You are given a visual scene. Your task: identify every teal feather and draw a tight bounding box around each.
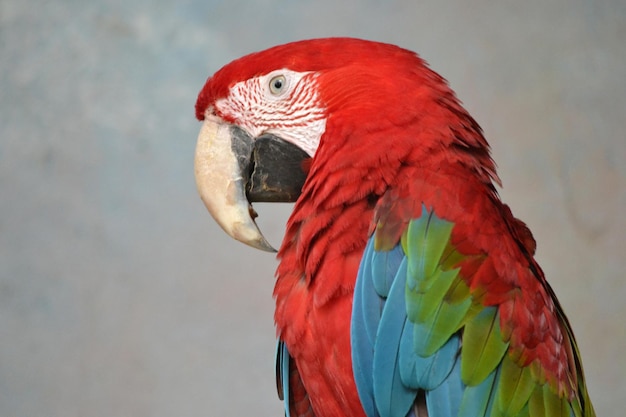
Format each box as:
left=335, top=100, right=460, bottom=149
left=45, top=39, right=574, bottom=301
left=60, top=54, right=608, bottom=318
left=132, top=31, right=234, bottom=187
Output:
left=458, top=368, right=498, bottom=417
left=352, top=237, right=380, bottom=417
left=372, top=245, right=405, bottom=297
left=399, top=326, right=459, bottom=390
left=360, top=238, right=380, bottom=346
left=352, top=237, right=407, bottom=417
left=425, top=355, right=464, bottom=417
left=275, top=341, right=291, bottom=417
left=372, top=258, right=416, bottom=417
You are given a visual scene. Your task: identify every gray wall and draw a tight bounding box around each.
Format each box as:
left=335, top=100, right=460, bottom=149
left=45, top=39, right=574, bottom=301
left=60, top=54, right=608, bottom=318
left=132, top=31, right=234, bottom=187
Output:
left=1, top=0, right=624, bottom=415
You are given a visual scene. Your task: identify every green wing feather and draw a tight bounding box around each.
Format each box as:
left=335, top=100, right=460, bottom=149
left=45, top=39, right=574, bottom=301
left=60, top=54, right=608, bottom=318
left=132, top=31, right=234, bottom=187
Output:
left=390, top=208, right=595, bottom=417
left=402, top=212, right=473, bottom=356
left=461, top=307, right=509, bottom=385
left=496, top=356, right=536, bottom=415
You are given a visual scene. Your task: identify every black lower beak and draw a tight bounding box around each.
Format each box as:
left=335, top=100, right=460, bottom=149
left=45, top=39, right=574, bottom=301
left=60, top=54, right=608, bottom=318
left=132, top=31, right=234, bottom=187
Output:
left=246, top=134, right=309, bottom=203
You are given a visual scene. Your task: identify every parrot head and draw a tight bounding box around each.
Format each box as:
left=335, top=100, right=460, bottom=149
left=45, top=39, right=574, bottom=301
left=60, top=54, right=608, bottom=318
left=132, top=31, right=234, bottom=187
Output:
left=194, top=37, right=497, bottom=251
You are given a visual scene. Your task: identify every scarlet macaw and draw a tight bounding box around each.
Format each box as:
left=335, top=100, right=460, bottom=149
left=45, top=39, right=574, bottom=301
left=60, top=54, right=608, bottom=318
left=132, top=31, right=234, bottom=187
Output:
left=193, top=38, right=595, bottom=417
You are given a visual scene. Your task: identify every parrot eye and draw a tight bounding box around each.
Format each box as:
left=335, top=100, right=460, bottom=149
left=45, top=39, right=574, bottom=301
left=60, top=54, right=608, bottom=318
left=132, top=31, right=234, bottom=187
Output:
left=269, top=75, right=287, bottom=95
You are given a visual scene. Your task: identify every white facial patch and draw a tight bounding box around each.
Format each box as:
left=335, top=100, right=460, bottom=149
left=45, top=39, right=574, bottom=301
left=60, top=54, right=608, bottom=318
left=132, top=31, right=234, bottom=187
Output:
left=215, top=69, right=326, bottom=157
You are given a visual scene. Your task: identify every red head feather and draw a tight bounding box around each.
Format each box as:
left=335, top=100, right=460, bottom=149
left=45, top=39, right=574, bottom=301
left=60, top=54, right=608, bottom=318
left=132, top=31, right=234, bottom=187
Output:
left=195, top=37, right=499, bottom=185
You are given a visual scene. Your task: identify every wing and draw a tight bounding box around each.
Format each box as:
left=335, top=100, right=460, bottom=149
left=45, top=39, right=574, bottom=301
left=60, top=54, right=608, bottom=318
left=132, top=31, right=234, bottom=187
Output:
left=351, top=205, right=594, bottom=417
left=276, top=341, right=316, bottom=417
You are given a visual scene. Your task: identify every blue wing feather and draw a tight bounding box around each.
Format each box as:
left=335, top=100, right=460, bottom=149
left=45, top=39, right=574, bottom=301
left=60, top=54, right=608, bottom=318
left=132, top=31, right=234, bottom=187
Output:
left=425, top=356, right=465, bottom=417
left=372, top=258, right=416, bottom=417
left=276, top=340, right=291, bottom=417
left=352, top=239, right=378, bottom=417
left=399, top=329, right=460, bottom=390
left=372, top=244, right=405, bottom=297
left=352, top=238, right=407, bottom=417
left=360, top=238, right=381, bottom=346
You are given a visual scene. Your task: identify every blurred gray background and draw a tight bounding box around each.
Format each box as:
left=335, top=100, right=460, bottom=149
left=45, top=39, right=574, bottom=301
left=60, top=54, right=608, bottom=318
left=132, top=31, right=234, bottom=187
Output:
left=1, top=0, right=624, bottom=416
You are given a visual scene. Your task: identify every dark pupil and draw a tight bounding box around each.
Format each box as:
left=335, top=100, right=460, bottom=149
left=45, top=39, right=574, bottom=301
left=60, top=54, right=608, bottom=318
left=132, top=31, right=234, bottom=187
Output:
left=273, top=79, right=283, bottom=90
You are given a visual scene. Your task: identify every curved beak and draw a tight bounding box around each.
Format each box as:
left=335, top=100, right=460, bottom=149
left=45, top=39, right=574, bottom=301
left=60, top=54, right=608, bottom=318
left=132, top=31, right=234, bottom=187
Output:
left=194, top=116, right=308, bottom=252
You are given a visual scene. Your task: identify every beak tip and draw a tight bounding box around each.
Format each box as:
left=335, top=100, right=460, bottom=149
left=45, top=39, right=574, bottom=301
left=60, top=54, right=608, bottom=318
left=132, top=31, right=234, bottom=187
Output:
left=231, top=222, right=277, bottom=253
left=255, top=240, right=278, bottom=253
